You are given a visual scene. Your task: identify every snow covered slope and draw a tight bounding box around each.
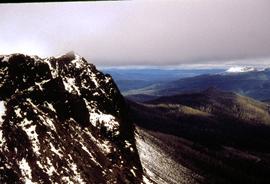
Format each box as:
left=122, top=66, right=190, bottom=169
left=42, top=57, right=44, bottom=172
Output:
left=226, top=66, right=256, bottom=73
left=0, top=52, right=143, bottom=183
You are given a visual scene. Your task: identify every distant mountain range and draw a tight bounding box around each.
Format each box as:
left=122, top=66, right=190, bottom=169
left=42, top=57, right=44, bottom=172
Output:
left=123, top=68, right=270, bottom=101
left=102, top=68, right=225, bottom=93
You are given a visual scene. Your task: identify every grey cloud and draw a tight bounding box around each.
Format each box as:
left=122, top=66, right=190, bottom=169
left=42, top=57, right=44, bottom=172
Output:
left=0, top=0, right=270, bottom=67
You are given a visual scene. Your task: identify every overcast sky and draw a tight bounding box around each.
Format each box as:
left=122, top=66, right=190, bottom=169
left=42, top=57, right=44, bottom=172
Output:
left=1, top=0, right=270, bottom=67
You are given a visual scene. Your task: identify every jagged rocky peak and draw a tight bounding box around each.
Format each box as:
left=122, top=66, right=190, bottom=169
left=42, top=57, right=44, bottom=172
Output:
left=0, top=53, right=143, bottom=183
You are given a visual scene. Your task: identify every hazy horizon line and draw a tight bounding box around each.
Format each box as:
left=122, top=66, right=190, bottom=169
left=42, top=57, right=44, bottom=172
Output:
left=1, top=51, right=270, bottom=70
left=98, top=64, right=270, bottom=70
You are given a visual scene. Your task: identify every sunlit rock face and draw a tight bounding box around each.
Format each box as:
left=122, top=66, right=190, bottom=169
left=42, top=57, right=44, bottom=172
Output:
left=0, top=52, right=142, bottom=183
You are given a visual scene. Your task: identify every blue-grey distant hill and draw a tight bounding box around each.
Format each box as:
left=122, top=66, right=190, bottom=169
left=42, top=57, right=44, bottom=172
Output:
left=102, top=68, right=224, bottom=92
left=118, top=69, right=270, bottom=102
left=157, top=69, right=270, bottom=100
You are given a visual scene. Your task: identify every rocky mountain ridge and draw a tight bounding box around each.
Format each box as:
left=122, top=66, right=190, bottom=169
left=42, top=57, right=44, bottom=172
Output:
left=0, top=52, right=143, bottom=183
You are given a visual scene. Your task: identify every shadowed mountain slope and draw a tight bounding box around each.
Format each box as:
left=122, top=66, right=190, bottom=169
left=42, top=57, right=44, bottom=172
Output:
left=129, top=88, right=270, bottom=184
left=149, top=88, right=270, bottom=125
left=0, top=52, right=143, bottom=184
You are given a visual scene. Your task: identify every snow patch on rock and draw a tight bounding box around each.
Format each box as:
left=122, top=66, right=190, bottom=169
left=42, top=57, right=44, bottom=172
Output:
left=50, top=142, right=63, bottom=158
left=44, top=58, right=58, bottom=78
left=0, top=101, right=6, bottom=122
left=63, top=77, right=81, bottom=95
left=19, top=120, right=40, bottom=156
left=71, top=53, right=85, bottom=69
left=89, top=112, right=120, bottom=136
left=19, top=158, right=35, bottom=184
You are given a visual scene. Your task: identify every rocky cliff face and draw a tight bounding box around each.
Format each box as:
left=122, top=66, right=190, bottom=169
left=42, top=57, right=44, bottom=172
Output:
left=0, top=52, right=142, bottom=183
